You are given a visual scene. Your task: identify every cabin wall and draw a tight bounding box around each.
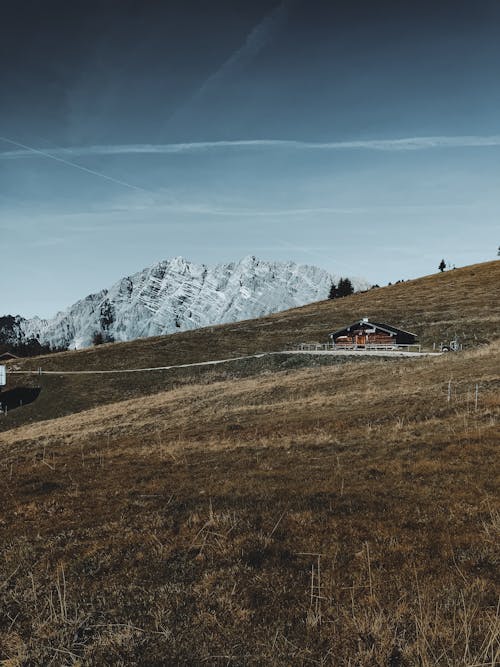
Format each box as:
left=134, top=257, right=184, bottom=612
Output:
left=363, top=333, right=393, bottom=344
left=331, top=322, right=417, bottom=346
left=334, top=332, right=394, bottom=345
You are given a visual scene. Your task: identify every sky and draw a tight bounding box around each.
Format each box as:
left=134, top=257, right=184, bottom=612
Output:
left=1, top=0, right=499, bottom=318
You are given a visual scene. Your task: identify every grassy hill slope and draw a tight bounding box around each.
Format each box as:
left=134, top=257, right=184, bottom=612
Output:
left=9, top=260, right=500, bottom=374
left=1, top=261, right=498, bottom=432
left=0, top=340, right=498, bottom=665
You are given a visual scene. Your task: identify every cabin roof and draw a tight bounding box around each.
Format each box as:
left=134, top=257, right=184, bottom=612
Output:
left=329, top=319, right=418, bottom=338
left=0, top=351, right=20, bottom=360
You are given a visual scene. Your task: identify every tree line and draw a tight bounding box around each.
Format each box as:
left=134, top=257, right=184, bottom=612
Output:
left=0, top=338, right=64, bottom=357
left=328, top=277, right=354, bottom=299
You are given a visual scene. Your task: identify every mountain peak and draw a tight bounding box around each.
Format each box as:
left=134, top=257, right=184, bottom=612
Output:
left=2, top=257, right=366, bottom=350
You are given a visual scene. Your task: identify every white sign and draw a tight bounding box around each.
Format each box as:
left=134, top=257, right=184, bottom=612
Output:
left=0, top=366, right=5, bottom=387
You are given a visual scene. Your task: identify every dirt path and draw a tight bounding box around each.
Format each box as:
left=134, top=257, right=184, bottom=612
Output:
left=7, top=349, right=441, bottom=376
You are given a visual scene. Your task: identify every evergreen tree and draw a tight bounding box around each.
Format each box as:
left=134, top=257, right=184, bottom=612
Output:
left=337, top=277, right=354, bottom=297
left=93, top=332, right=115, bottom=345
left=92, top=331, right=104, bottom=346
left=328, top=283, right=338, bottom=299
left=438, top=259, right=446, bottom=272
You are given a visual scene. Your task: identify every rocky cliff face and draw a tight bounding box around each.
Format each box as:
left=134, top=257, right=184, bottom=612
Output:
left=2, top=256, right=366, bottom=350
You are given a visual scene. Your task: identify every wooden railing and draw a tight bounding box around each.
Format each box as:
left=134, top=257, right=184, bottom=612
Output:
left=295, top=343, right=422, bottom=353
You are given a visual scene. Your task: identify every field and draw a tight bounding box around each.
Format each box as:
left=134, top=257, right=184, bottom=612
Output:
left=0, top=262, right=499, bottom=665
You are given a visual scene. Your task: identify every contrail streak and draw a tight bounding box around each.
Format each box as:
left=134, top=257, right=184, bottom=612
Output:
left=0, top=136, right=150, bottom=192
left=192, top=1, right=293, bottom=102
left=2, top=135, right=500, bottom=160
left=164, top=1, right=294, bottom=128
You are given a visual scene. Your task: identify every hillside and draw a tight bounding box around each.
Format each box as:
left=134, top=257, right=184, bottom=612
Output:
left=9, top=260, right=500, bottom=374
left=1, top=261, right=498, bottom=433
left=0, top=338, right=498, bottom=664
left=0, top=261, right=498, bottom=665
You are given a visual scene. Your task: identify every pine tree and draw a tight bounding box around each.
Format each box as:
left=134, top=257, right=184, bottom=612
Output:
left=337, top=277, right=354, bottom=297
left=328, top=283, right=338, bottom=299
left=92, top=331, right=104, bottom=346
left=438, top=259, right=446, bottom=272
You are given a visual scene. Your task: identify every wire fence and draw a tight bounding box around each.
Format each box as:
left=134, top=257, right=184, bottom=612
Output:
left=4, top=346, right=437, bottom=379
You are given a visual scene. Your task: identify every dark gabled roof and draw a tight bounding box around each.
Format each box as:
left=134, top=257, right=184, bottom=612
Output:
left=368, top=320, right=418, bottom=337
left=0, top=351, right=20, bottom=360
left=329, top=319, right=417, bottom=338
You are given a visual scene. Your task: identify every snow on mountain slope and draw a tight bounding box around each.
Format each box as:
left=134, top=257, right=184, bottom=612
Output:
left=3, top=256, right=367, bottom=350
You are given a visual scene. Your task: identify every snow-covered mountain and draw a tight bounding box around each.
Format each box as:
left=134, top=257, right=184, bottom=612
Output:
left=1, top=256, right=367, bottom=350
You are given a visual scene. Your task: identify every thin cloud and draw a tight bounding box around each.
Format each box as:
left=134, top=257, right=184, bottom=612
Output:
left=3, top=135, right=500, bottom=160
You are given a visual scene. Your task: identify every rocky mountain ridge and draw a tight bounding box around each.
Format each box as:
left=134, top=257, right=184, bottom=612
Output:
left=1, top=256, right=366, bottom=350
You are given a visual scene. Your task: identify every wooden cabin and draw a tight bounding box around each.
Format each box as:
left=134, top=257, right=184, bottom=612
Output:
left=329, top=318, right=418, bottom=348
left=0, top=351, right=19, bottom=362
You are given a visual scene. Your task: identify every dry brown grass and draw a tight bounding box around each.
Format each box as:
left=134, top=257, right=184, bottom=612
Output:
left=0, top=340, right=498, bottom=665
left=1, top=342, right=499, bottom=451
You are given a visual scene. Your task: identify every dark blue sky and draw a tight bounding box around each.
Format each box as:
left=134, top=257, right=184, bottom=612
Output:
left=1, top=1, right=499, bottom=316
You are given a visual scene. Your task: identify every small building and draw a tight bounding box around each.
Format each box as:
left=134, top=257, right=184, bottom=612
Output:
left=0, top=351, right=19, bottom=362
left=329, top=318, right=418, bottom=348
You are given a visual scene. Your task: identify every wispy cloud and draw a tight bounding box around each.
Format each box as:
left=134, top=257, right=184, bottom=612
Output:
left=3, top=135, right=500, bottom=160
left=30, top=236, right=68, bottom=248
left=104, top=200, right=486, bottom=218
